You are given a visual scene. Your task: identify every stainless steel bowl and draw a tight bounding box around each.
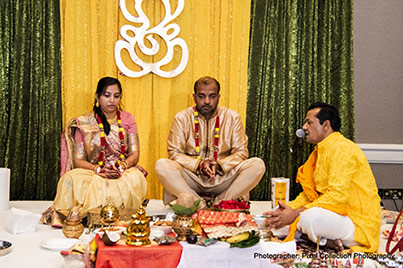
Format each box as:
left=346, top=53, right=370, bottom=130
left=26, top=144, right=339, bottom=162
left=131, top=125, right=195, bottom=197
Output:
left=252, top=215, right=274, bottom=240
left=0, top=240, right=12, bottom=256
left=252, top=215, right=268, bottom=229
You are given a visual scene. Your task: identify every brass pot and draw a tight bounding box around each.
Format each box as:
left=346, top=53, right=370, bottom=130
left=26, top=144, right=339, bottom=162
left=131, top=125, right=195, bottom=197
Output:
left=172, top=215, right=193, bottom=241
left=100, top=202, right=120, bottom=225
left=62, top=220, right=84, bottom=239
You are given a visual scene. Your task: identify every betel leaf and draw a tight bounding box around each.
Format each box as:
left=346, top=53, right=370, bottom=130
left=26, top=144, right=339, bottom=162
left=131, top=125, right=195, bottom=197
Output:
left=169, top=199, right=201, bottom=215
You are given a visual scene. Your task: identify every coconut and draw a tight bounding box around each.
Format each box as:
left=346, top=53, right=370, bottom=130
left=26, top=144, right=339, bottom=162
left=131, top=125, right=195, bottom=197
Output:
left=66, top=206, right=81, bottom=222
left=102, top=231, right=120, bottom=246
left=176, top=193, right=195, bottom=208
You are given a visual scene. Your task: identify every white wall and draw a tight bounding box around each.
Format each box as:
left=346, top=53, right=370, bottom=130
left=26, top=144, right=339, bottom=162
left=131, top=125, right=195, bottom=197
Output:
left=354, top=0, right=403, bottom=211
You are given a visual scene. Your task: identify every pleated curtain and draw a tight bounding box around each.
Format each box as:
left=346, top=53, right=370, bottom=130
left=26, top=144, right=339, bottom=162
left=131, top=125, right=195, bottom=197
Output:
left=246, top=0, right=354, bottom=200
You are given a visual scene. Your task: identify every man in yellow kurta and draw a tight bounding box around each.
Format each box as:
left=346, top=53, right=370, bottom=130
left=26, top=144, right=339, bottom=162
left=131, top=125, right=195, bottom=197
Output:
left=264, top=103, right=381, bottom=252
left=155, top=76, right=265, bottom=206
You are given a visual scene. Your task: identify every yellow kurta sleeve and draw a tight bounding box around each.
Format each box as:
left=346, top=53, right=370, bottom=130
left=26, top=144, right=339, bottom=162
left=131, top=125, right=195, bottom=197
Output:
left=288, top=191, right=310, bottom=209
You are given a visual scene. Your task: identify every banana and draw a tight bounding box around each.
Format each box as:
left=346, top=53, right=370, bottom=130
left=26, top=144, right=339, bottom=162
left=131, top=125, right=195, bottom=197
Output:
left=226, top=232, right=250, bottom=244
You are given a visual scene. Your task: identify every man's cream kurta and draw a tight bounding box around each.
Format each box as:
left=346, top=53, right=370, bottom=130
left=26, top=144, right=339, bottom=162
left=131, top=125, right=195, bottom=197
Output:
left=167, top=106, right=250, bottom=187
left=156, top=106, right=265, bottom=204
left=289, top=132, right=381, bottom=252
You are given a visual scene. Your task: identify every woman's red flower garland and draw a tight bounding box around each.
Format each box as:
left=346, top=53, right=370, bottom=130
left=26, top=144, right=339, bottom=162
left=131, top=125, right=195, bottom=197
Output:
left=194, top=107, right=220, bottom=161
left=96, top=110, right=126, bottom=170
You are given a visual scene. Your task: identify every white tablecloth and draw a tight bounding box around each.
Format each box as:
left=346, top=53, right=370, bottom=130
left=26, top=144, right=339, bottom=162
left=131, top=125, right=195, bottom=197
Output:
left=0, top=200, right=390, bottom=268
left=0, top=201, right=66, bottom=268
left=177, top=240, right=296, bottom=268
left=0, top=200, right=169, bottom=268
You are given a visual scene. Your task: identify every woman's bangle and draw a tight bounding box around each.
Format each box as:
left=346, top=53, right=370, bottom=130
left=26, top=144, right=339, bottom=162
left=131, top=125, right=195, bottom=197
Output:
left=121, top=161, right=128, bottom=170
left=93, top=164, right=101, bottom=174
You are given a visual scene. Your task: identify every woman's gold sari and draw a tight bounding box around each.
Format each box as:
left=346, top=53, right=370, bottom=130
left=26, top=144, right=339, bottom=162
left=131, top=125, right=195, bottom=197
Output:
left=53, top=111, right=147, bottom=216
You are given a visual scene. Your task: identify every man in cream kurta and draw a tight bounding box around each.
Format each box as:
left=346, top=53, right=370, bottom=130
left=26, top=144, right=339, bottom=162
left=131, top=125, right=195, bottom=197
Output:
left=265, top=103, right=381, bottom=253
left=155, top=76, right=265, bottom=206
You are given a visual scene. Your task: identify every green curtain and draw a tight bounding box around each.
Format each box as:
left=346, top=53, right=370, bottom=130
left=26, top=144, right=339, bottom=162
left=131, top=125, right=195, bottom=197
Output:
left=246, top=0, right=355, bottom=201
left=0, top=0, right=61, bottom=200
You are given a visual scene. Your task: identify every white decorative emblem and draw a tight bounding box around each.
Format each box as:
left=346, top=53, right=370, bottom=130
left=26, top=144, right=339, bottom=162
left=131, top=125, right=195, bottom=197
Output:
left=115, top=0, right=188, bottom=78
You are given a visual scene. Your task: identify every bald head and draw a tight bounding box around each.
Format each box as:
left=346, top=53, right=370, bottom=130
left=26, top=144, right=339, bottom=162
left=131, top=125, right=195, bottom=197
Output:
left=193, top=76, right=220, bottom=94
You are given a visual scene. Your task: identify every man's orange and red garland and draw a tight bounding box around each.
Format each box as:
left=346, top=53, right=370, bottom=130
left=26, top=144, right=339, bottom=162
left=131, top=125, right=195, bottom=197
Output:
left=96, top=110, right=126, bottom=169
left=194, top=107, right=220, bottom=161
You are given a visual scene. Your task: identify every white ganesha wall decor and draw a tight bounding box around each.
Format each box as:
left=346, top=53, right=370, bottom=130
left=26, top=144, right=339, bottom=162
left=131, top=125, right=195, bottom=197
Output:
left=115, top=0, right=189, bottom=78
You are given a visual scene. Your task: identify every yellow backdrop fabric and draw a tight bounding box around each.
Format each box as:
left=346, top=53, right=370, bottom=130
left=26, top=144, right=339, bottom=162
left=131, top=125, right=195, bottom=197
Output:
left=61, top=0, right=251, bottom=199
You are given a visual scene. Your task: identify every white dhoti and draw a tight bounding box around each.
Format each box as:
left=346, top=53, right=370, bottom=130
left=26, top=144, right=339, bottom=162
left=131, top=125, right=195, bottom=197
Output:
left=297, top=207, right=359, bottom=247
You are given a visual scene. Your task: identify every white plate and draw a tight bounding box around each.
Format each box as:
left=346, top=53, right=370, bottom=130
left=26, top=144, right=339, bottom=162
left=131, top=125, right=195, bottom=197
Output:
left=41, top=238, right=80, bottom=251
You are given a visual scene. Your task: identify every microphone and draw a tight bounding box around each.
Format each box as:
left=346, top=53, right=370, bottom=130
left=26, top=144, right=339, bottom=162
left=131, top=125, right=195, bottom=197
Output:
left=296, top=129, right=305, bottom=138
left=290, top=129, right=305, bottom=153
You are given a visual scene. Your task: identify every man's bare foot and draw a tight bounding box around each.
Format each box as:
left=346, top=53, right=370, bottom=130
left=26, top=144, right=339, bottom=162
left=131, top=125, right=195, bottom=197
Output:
left=326, top=239, right=344, bottom=252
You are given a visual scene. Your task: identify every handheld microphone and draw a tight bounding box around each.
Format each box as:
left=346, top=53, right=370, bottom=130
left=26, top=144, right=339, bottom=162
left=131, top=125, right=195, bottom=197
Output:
left=296, top=129, right=305, bottom=138
left=290, top=129, right=305, bottom=153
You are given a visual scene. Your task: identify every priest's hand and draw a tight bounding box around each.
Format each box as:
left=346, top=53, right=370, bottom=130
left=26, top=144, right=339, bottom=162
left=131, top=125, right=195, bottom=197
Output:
left=263, top=201, right=300, bottom=229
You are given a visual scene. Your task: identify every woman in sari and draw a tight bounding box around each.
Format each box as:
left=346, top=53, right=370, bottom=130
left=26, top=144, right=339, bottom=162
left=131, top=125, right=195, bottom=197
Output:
left=43, top=77, right=147, bottom=225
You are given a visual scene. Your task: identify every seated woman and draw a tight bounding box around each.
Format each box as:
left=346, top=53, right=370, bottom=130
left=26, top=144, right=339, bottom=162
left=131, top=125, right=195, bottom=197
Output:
left=43, top=77, right=147, bottom=225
